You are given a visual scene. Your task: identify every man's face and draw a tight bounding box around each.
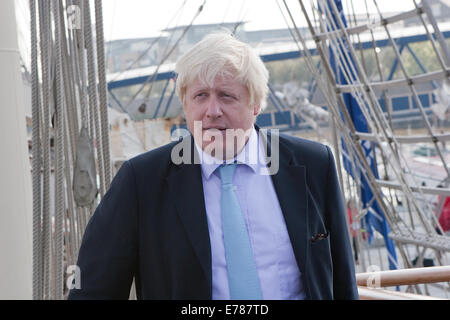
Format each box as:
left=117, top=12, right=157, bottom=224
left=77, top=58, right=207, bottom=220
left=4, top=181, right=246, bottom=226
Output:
left=183, top=74, right=260, bottom=159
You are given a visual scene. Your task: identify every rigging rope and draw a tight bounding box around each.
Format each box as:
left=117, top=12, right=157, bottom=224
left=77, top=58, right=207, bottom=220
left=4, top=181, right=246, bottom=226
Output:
left=278, top=0, right=450, bottom=281
left=83, top=0, right=105, bottom=197
left=109, top=0, right=188, bottom=83
left=30, top=0, right=113, bottom=299
left=95, top=0, right=112, bottom=188
left=37, top=0, right=52, bottom=300
left=126, top=0, right=206, bottom=109
left=29, top=0, right=42, bottom=300
left=52, top=0, right=66, bottom=300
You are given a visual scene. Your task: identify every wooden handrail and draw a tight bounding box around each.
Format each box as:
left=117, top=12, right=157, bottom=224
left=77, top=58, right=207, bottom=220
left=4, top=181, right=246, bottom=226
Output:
left=356, top=266, right=450, bottom=287
left=357, top=286, right=447, bottom=300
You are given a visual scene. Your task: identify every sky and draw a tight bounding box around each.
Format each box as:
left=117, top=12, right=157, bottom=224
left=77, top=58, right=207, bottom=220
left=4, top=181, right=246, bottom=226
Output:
left=13, top=0, right=416, bottom=71
left=102, top=0, right=416, bottom=41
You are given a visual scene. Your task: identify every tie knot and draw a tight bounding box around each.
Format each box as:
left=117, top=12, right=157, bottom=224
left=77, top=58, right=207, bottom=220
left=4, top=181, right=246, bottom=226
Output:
left=219, top=163, right=237, bottom=185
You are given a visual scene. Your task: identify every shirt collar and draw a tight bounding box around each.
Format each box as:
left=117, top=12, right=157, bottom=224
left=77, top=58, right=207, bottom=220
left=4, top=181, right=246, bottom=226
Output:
left=194, top=127, right=262, bottom=180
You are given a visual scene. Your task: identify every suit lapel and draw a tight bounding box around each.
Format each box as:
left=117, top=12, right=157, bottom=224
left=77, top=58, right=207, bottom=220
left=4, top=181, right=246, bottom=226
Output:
left=166, top=136, right=212, bottom=297
left=261, top=129, right=310, bottom=283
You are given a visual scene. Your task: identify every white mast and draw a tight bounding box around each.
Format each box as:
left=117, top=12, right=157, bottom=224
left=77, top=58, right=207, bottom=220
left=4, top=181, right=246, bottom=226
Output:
left=0, top=0, right=33, bottom=299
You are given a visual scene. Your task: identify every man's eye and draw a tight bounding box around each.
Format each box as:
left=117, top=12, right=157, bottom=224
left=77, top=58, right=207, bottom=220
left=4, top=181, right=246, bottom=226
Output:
left=195, top=93, right=206, bottom=99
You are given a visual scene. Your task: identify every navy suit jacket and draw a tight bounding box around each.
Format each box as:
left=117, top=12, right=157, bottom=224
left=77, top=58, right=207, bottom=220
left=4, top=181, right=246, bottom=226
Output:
left=68, top=129, right=358, bottom=300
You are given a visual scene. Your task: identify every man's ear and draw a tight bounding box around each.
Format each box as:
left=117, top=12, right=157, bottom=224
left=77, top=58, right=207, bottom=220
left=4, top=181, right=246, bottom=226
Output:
left=253, top=104, right=261, bottom=116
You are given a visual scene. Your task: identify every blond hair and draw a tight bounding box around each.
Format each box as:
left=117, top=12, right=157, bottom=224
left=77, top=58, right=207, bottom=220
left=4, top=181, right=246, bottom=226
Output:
left=175, top=33, right=269, bottom=111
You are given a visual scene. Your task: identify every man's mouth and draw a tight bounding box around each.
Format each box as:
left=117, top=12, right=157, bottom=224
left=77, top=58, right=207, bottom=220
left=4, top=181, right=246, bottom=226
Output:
left=203, top=127, right=227, bottom=131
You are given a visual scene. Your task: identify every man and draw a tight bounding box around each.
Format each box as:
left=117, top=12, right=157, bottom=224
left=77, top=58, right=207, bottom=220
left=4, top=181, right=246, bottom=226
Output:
left=68, top=33, right=358, bottom=300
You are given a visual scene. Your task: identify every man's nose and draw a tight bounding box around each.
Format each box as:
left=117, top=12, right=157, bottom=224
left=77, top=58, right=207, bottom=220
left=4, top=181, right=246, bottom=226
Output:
left=205, top=96, right=223, bottom=118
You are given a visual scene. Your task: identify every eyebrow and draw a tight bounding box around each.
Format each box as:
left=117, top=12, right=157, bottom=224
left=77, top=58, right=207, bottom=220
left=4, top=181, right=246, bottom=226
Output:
left=191, top=85, right=240, bottom=93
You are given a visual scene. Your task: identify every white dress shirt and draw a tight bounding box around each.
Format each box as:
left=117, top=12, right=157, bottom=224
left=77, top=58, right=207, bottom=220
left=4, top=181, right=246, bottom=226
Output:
left=195, top=127, right=306, bottom=300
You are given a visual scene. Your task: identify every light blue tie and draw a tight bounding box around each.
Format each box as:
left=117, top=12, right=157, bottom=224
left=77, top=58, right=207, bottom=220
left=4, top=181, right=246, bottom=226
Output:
left=219, top=163, right=262, bottom=300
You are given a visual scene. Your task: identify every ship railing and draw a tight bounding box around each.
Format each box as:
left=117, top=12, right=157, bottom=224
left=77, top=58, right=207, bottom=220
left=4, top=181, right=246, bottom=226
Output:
left=356, top=265, right=450, bottom=300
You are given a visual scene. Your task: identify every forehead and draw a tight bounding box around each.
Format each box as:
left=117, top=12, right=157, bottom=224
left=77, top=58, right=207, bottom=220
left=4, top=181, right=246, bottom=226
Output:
left=187, top=75, right=247, bottom=92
